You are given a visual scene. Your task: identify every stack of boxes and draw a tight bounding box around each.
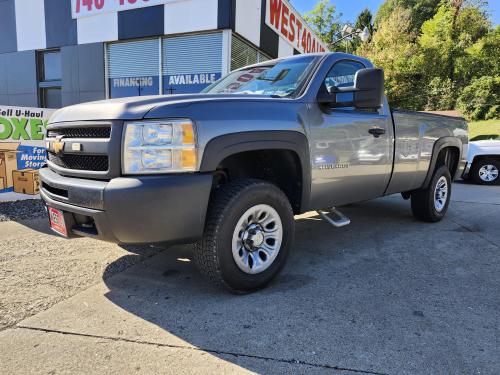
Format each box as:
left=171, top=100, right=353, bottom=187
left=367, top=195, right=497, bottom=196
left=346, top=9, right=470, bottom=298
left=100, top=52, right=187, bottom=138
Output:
left=0, top=142, right=40, bottom=195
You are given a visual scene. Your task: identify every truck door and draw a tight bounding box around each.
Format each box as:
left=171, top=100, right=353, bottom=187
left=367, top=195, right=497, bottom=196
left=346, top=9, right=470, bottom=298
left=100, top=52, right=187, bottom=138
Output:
left=308, top=59, right=393, bottom=208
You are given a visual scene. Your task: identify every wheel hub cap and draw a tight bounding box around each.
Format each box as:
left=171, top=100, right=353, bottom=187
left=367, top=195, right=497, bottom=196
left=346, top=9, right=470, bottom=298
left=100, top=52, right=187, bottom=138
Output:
left=242, top=224, right=265, bottom=251
left=479, top=165, right=499, bottom=182
left=434, top=176, right=448, bottom=213
left=231, top=204, right=283, bottom=275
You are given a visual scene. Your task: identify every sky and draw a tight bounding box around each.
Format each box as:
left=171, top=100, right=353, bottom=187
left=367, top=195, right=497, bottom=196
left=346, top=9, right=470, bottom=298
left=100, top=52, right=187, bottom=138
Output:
left=290, top=0, right=500, bottom=25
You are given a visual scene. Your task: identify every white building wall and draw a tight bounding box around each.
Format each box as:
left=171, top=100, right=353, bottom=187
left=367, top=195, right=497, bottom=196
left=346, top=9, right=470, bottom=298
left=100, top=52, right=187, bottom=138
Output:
left=164, top=0, right=219, bottom=34
left=278, top=36, right=294, bottom=57
left=15, top=0, right=46, bottom=51
left=77, top=12, right=118, bottom=45
left=234, top=0, right=261, bottom=47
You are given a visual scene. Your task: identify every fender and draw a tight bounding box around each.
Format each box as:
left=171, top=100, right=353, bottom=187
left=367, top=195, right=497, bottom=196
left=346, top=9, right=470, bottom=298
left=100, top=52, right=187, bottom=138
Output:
left=200, top=130, right=311, bottom=212
left=422, top=136, right=463, bottom=187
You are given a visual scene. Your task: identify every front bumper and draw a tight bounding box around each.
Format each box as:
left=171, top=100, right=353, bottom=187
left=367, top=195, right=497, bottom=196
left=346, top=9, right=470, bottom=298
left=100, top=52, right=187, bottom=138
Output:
left=39, top=167, right=213, bottom=244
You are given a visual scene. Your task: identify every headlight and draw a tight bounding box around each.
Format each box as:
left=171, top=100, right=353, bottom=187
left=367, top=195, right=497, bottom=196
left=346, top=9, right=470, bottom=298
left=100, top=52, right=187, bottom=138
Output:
left=122, top=119, right=197, bottom=174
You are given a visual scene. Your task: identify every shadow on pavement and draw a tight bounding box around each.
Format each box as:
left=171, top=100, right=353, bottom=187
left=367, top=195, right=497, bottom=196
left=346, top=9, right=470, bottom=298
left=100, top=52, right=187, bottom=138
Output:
left=100, top=196, right=499, bottom=374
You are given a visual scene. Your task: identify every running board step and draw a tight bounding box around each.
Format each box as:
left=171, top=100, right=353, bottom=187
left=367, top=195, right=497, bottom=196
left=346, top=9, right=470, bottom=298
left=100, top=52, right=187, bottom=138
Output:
left=316, top=207, right=351, bottom=228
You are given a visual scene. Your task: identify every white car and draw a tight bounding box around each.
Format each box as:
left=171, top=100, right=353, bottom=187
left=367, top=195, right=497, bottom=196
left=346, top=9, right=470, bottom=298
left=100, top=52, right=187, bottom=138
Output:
left=463, top=137, right=500, bottom=185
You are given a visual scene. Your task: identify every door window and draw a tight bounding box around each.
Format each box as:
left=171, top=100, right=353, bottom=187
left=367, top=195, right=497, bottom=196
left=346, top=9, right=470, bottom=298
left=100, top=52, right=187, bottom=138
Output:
left=324, top=60, right=365, bottom=105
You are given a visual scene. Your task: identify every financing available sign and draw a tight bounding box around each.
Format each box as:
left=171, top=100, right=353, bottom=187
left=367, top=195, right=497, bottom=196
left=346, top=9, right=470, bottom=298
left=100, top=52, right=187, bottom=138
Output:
left=265, top=0, right=328, bottom=54
left=0, top=106, right=55, bottom=201
left=71, top=0, right=179, bottom=19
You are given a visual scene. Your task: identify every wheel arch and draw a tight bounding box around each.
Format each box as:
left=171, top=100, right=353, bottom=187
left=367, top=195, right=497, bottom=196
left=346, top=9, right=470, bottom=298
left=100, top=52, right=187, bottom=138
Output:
left=422, top=137, right=463, bottom=188
left=200, top=131, right=311, bottom=213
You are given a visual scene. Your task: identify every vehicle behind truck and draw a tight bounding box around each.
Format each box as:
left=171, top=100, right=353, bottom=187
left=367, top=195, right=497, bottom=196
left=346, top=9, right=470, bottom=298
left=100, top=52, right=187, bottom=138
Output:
left=41, top=53, right=468, bottom=292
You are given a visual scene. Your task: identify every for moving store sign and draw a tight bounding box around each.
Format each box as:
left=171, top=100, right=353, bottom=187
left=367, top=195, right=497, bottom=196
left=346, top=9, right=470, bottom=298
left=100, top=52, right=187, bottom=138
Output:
left=265, top=0, right=328, bottom=54
left=71, top=0, right=177, bottom=19
left=0, top=106, right=55, bottom=201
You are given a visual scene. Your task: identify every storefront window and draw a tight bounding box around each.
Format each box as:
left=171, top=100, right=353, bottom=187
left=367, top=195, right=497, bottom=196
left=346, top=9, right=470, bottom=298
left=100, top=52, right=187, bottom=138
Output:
left=231, top=36, right=270, bottom=71
left=37, top=50, right=62, bottom=108
left=162, top=33, right=223, bottom=95
left=107, top=33, right=224, bottom=98
left=107, top=39, right=160, bottom=98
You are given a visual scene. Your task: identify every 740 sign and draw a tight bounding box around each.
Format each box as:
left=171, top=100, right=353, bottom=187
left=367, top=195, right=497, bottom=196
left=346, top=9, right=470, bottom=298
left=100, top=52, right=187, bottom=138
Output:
left=71, top=0, right=174, bottom=19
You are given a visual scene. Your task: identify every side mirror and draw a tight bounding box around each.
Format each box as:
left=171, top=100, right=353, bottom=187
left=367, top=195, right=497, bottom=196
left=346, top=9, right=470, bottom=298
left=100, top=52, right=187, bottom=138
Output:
left=353, top=68, right=384, bottom=109
left=317, top=68, right=384, bottom=109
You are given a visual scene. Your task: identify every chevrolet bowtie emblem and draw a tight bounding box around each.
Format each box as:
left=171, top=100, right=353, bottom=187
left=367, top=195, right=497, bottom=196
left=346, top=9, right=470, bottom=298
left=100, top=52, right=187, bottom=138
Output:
left=53, top=139, right=65, bottom=154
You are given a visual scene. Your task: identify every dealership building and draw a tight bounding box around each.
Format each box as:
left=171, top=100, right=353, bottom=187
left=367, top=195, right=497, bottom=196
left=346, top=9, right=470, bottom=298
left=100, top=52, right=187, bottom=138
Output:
left=0, top=0, right=326, bottom=109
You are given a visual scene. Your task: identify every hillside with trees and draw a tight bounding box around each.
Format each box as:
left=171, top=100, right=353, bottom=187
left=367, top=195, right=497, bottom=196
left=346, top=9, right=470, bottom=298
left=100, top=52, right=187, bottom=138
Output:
left=304, top=0, right=499, bottom=121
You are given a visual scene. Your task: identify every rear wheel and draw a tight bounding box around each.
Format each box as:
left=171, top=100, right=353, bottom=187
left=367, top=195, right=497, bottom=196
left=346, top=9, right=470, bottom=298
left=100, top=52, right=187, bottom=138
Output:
left=193, top=179, right=295, bottom=293
left=470, top=158, right=500, bottom=185
left=411, top=165, right=452, bottom=222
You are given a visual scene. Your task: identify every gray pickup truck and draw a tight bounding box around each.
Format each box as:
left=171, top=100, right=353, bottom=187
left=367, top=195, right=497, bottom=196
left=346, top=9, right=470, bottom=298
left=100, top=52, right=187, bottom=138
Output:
left=40, top=53, right=468, bottom=292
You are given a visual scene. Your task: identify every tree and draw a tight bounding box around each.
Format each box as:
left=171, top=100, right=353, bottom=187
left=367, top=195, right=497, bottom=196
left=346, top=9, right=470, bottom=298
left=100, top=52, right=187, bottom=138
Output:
left=375, top=0, right=441, bottom=33
left=457, top=76, right=500, bottom=120
left=355, top=8, right=374, bottom=40
left=420, top=1, right=491, bottom=88
left=357, top=7, right=425, bottom=110
left=303, top=0, right=343, bottom=50
left=457, top=25, right=500, bottom=82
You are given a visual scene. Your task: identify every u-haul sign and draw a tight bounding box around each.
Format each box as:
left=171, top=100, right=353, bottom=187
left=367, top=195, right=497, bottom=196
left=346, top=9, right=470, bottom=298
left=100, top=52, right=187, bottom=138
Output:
left=265, top=0, right=328, bottom=54
left=71, top=0, right=180, bottom=19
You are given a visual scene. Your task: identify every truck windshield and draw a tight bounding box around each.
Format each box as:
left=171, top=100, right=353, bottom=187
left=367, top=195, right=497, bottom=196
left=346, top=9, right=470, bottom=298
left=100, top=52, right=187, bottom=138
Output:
left=202, top=56, right=317, bottom=98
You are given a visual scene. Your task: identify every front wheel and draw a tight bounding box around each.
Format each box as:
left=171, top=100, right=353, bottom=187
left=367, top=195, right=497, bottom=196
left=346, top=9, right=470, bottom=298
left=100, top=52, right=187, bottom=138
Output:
left=193, top=179, right=295, bottom=293
left=411, top=165, right=452, bottom=222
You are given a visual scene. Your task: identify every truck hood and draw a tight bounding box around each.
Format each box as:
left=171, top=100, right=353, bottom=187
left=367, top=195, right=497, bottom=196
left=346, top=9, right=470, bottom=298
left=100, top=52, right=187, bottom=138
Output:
left=49, top=94, right=277, bottom=123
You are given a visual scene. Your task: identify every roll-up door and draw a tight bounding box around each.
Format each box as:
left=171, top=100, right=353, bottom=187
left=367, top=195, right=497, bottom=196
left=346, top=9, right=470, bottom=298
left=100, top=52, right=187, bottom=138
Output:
left=162, top=33, right=223, bottom=94
left=107, top=39, right=160, bottom=98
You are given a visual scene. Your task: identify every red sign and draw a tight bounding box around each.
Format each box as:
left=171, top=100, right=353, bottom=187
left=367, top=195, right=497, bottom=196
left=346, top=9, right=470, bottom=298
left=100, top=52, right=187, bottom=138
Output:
left=265, top=0, right=328, bottom=54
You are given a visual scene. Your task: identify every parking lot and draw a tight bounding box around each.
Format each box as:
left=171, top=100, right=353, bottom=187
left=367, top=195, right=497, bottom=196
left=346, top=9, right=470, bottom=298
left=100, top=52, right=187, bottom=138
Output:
left=0, top=181, right=499, bottom=374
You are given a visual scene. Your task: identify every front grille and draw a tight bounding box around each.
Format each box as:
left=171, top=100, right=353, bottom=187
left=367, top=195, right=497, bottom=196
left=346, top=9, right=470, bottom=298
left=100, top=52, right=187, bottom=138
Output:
left=47, top=127, right=111, bottom=139
left=48, top=152, right=109, bottom=172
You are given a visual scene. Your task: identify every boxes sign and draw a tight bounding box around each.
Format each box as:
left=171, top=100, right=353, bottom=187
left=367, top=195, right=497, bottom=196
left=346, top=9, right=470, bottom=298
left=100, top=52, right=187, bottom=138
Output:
left=12, top=169, right=40, bottom=195
left=0, top=142, right=20, bottom=188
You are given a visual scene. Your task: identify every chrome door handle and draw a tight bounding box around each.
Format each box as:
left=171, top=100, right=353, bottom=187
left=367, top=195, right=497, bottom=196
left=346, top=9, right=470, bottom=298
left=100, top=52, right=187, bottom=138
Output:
left=369, top=127, right=386, bottom=138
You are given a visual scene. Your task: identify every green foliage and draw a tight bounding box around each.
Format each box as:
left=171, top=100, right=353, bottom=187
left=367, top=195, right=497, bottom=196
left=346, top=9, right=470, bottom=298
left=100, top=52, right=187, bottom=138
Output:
left=456, top=25, right=500, bottom=83
left=355, top=8, right=374, bottom=34
left=303, top=0, right=498, bottom=119
left=420, top=2, right=490, bottom=84
left=357, top=7, right=425, bottom=110
left=425, top=77, right=456, bottom=110
left=354, top=0, right=498, bottom=118
left=457, top=76, right=500, bottom=120
left=303, top=0, right=342, bottom=48
left=374, top=0, right=441, bottom=32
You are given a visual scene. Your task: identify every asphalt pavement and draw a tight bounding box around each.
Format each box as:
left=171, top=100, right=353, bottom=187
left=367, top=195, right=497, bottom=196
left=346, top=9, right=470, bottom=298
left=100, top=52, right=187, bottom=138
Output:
left=0, top=182, right=499, bottom=374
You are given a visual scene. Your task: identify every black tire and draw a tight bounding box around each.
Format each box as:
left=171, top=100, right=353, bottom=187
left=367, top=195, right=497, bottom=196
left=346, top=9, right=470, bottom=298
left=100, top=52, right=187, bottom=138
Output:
left=193, top=179, right=295, bottom=293
left=411, top=165, right=452, bottom=222
left=470, top=158, right=500, bottom=185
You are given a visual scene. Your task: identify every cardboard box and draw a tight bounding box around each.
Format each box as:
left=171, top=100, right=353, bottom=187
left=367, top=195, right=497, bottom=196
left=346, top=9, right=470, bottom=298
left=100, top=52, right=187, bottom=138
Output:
left=12, top=169, right=40, bottom=195
left=0, top=177, right=4, bottom=190
left=0, top=142, right=20, bottom=188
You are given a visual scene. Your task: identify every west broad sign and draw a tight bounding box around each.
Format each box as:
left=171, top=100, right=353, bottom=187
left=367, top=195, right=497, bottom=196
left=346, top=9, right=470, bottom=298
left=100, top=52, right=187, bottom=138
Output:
left=71, top=0, right=179, bottom=19
left=0, top=106, right=55, bottom=201
left=265, top=0, right=328, bottom=54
